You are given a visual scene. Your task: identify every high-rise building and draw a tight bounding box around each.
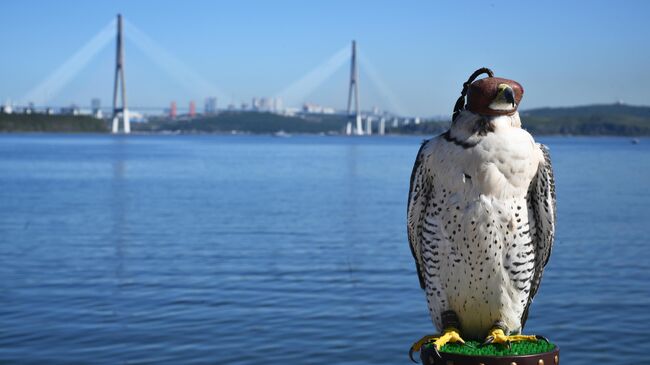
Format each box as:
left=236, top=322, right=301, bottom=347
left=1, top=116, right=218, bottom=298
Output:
left=91, top=98, right=102, bottom=119
left=302, top=103, right=335, bottom=114
left=189, top=101, right=196, bottom=117
left=259, top=97, right=271, bottom=111
left=204, top=97, right=217, bottom=115
left=250, top=97, right=283, bottom=112
left=273, top=97, right=283, bottom=113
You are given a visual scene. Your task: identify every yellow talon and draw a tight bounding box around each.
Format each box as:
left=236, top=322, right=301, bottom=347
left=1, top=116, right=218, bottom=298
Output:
left=432, top=327, right=465, bottom=348
left=483, top=328, right=541, bottom=347
left=409, top=328, right=465, bottom=362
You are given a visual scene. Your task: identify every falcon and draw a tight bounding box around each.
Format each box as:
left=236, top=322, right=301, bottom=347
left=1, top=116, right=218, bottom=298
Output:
left=407, top=68, right=556, bottom=360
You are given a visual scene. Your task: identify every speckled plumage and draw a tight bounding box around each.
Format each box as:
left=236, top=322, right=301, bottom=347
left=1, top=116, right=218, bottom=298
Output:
left=407, top=110, right=556, bottom=340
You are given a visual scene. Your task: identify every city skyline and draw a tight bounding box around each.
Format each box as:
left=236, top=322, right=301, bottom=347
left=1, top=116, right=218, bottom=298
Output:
left=1, top=0, right=649, bottom=117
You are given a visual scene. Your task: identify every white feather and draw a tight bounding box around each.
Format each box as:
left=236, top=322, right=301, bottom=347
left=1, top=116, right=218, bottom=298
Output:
left=407, top=110, right=554, bottom=339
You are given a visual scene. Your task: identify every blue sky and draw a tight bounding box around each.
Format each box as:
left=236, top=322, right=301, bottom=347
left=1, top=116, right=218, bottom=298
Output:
left=1, top=0, right=649, bottom=116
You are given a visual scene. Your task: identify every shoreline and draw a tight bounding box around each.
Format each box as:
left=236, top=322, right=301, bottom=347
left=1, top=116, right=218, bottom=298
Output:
left=0, top=131, right=647, bottom=139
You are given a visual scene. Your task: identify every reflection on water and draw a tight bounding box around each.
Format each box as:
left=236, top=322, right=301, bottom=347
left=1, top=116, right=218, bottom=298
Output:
left=0, top=135, right=648, bottom=364
left=111, top=136, right=127, bottom=331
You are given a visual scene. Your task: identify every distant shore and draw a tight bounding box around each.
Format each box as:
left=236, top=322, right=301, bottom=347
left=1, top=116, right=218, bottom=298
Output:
left=0, top=114, right=107, bottom=133
left=2, top=103, right=649, bottom=136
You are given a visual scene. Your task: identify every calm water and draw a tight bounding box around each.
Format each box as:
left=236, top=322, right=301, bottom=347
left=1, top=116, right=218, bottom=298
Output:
left=0, top=134, right=648, bottom=364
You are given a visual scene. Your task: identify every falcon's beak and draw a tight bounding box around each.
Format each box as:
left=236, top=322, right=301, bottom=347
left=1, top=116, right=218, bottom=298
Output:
left=495, top=83, right=516, bottom=108
left=488, top=83, right=518, bottom=112
left=503, top=86, right=515, bottom=107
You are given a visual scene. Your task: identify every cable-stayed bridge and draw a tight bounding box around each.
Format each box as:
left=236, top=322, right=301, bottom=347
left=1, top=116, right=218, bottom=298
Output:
left=10, top=14, right=416, bottom=135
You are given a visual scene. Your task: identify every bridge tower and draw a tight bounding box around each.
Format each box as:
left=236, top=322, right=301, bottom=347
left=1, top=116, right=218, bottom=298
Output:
left=112, top=14, right=130, bottom=134
left=346, top=40, right=362, bottom=135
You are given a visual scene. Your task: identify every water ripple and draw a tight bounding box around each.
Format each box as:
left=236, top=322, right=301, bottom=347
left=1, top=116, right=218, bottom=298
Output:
left=0, top=135, right=648, bottom=364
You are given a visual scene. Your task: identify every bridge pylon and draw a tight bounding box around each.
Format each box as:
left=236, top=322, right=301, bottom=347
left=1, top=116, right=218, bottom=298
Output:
left=346, top=40, right=362, bottom=135
left=112, top=14, right=130, bottom=134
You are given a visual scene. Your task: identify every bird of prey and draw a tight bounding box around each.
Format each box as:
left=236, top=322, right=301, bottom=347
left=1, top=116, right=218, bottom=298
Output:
left=407, top=68, right=556, bottom=360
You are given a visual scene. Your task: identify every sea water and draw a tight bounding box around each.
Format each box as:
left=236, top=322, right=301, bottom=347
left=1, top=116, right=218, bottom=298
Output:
left=0, top=134, right=648, bottom=364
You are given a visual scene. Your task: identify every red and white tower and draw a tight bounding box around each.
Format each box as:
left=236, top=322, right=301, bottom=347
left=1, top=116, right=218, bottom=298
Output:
left=189, top=101, right=196, bottom=117
left=170, top=101, right=177, bottom=118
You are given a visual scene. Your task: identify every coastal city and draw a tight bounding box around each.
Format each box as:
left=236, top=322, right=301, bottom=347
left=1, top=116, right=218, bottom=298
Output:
left=1, top=18, right=423, bottom=136
left=0, top=96, right=421, bottom=132
left=1, top=13, right=647, bottom=137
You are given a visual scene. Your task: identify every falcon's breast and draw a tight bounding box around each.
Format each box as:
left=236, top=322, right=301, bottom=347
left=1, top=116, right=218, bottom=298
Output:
left=408, top=112, right=554, bottom=339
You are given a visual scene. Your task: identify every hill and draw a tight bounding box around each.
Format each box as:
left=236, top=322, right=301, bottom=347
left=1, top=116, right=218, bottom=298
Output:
left=0, top=114, right=108, bottom=133
left=392, top=104, right=650, bottom=136
left=519, top=104, right=650, bottom=135
left=135, top=112, right=349, bottom=134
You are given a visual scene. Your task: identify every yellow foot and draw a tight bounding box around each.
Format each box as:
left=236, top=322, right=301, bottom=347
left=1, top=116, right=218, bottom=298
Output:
left=482, top=328, right=548, bottom=348
left=409, top=328, right=465, bottom=362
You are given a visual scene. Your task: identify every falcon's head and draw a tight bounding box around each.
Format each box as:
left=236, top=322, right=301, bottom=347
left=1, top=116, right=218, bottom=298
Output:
left=450, top=72, right=526, bottom=138
left=466, top=77, right=524, bottom=117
